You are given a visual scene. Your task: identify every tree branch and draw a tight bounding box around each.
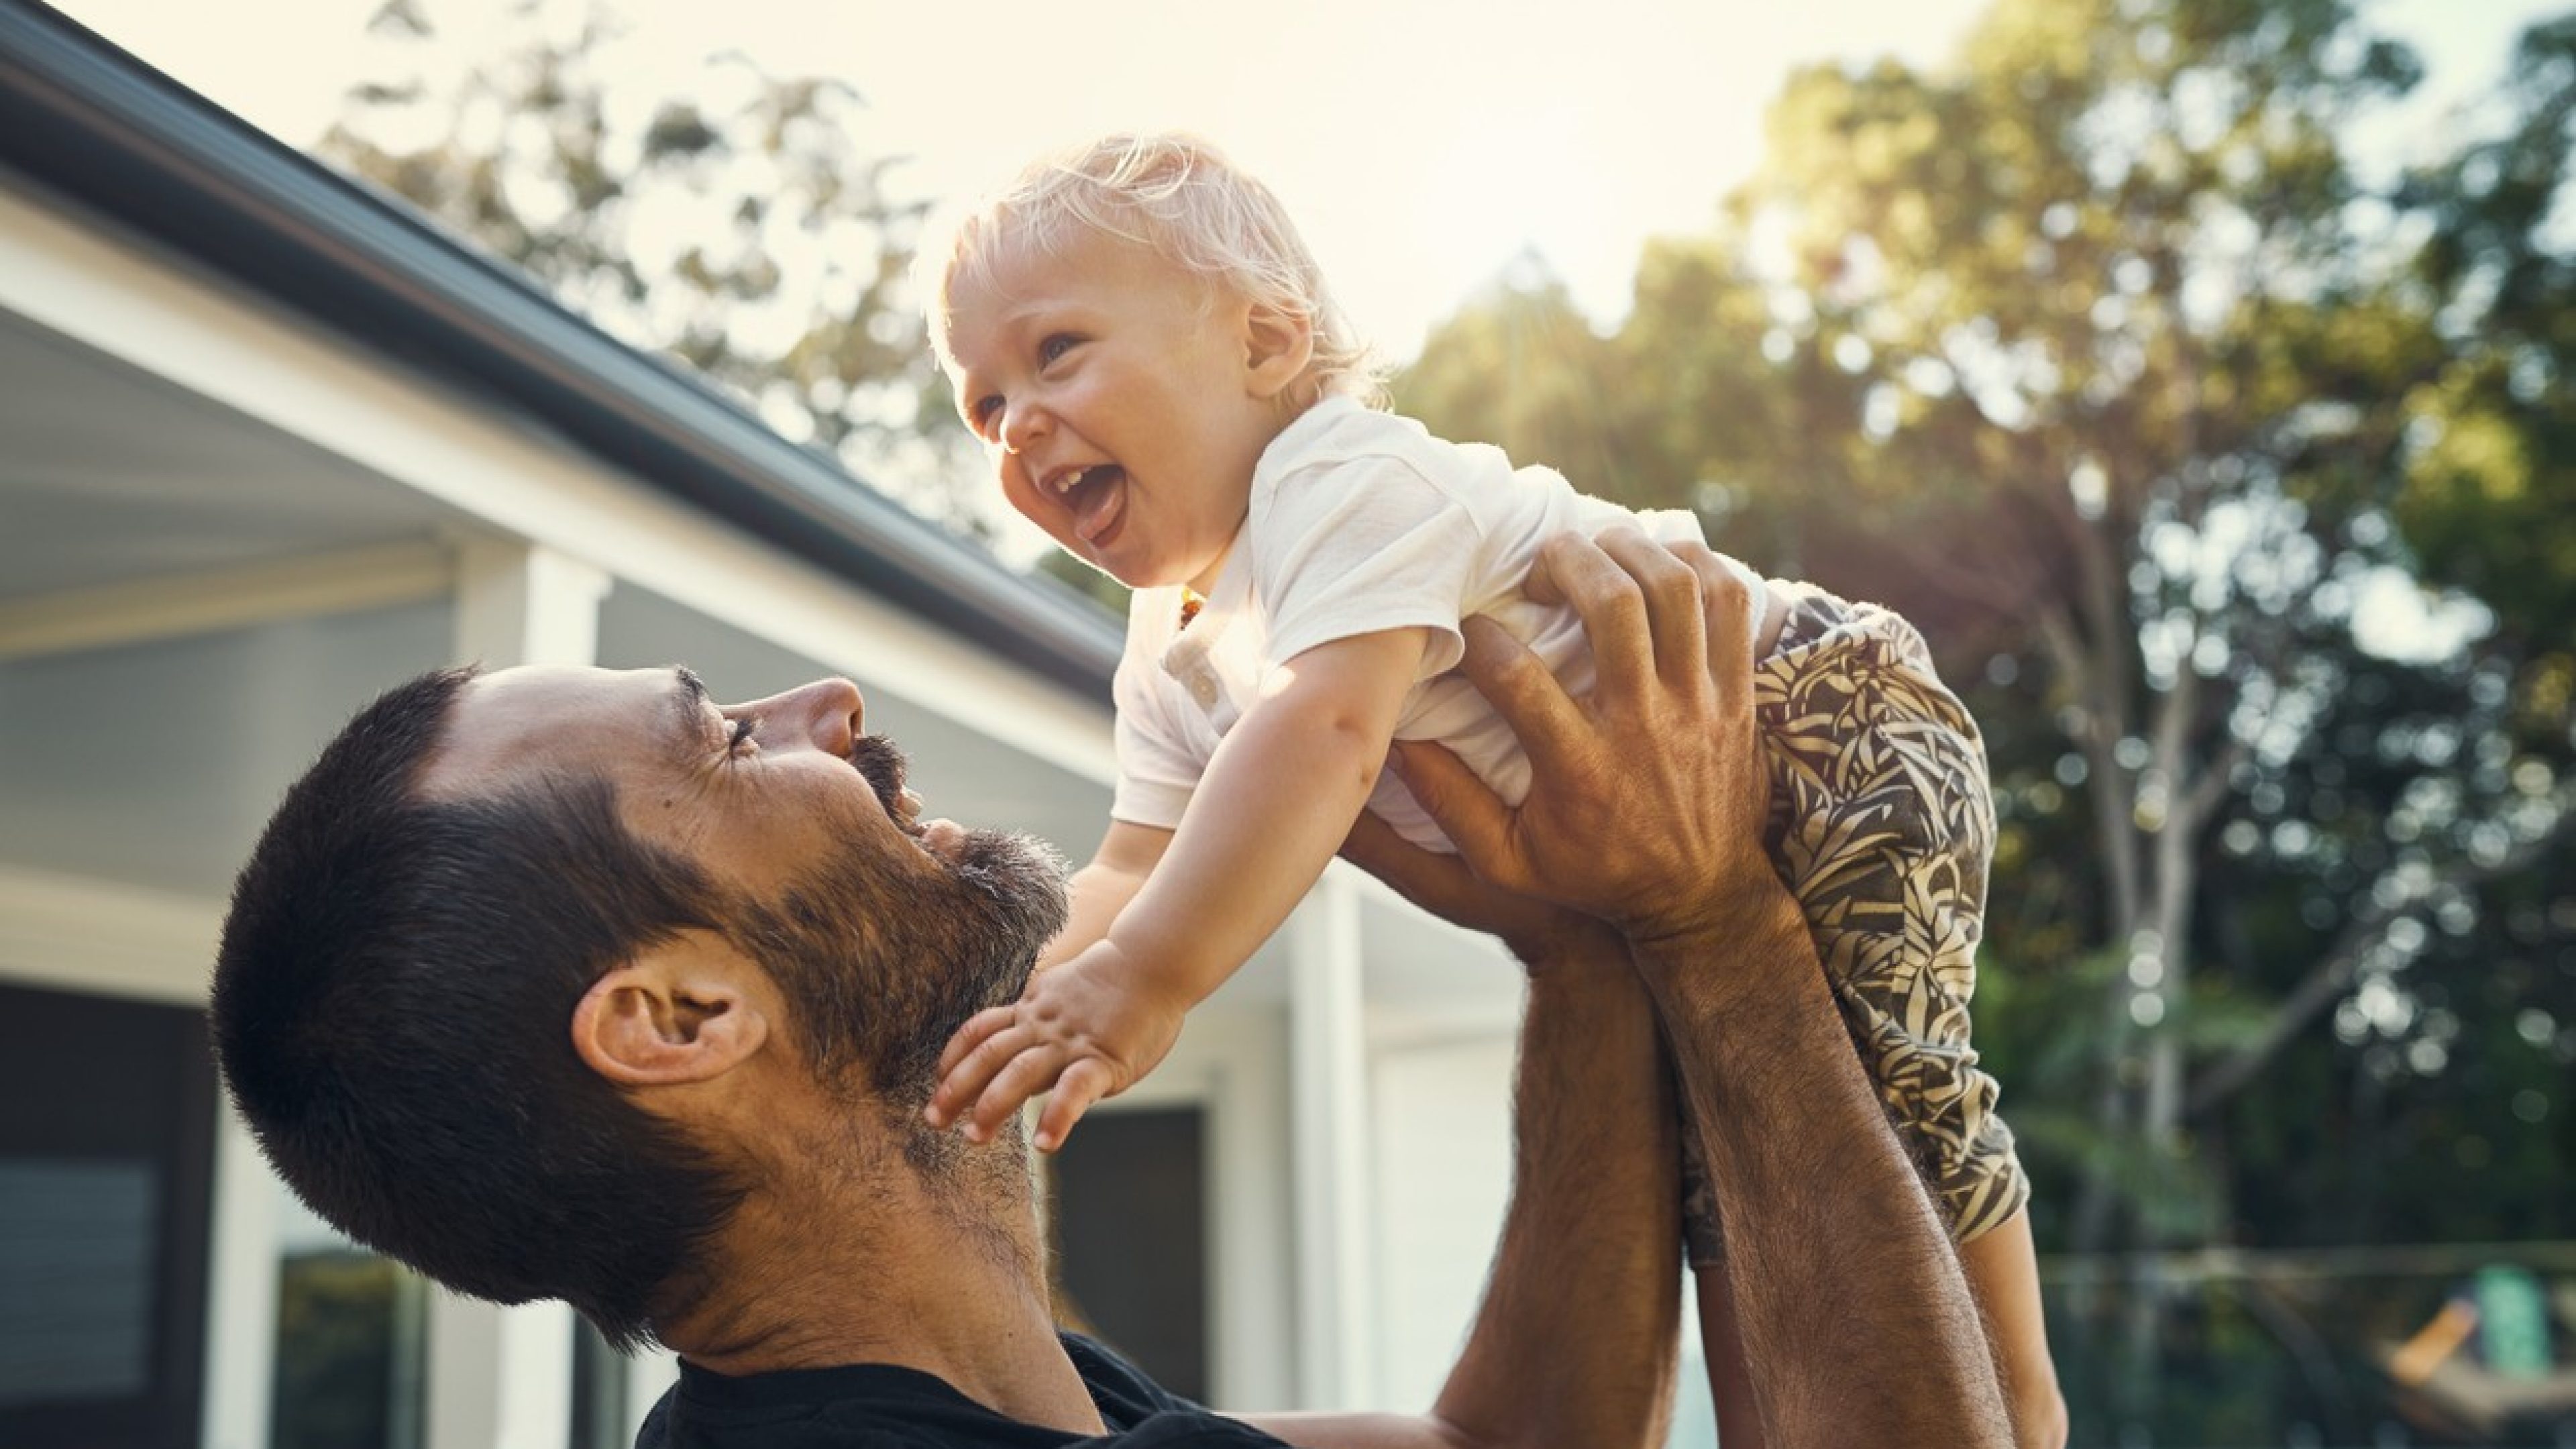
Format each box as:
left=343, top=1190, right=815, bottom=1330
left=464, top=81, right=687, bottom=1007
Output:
left=2186, top=790, right=2576, bottom=1118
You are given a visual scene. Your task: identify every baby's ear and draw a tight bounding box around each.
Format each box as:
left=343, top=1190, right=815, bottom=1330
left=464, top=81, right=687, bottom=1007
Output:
left=1242, top=301, right=1316, bottom=400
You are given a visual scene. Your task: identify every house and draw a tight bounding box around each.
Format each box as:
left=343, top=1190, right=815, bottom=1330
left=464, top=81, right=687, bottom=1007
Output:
left=0, top=5, right=1539, bottom=1447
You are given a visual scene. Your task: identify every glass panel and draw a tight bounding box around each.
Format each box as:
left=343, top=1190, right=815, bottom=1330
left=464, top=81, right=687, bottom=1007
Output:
left=268, top=1187, right=426, bottom=1449
left=1050, top=1106, right=1210, bottom=1402
left=0, top=1160, right=157, bottom=1406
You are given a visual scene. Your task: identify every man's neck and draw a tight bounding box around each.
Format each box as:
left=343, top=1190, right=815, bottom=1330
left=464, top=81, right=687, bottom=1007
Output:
left=663, top=1126, right=1102, bottom=1436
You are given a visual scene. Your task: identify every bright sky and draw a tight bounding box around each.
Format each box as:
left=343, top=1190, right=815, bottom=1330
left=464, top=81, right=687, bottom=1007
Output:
left=50, top=0, right=2561, bottom=363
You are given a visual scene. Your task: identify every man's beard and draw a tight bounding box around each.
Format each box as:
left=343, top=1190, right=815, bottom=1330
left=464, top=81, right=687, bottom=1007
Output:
left=731, top=739, right=1069, bottom=1110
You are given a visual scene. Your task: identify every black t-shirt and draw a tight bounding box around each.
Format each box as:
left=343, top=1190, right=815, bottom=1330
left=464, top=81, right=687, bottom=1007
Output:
left=636, top=1333, right=1292, bottom=1448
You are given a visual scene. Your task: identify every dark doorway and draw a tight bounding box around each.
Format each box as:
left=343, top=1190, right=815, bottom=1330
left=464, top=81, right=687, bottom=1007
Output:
left=1050, top=1106, right=1211, bottom=1403
left=0, top=981, right=217, bottom=1449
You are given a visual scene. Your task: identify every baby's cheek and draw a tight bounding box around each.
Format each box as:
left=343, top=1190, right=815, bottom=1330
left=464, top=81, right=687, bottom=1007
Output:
left=997, top=472, right=1050, bottom=525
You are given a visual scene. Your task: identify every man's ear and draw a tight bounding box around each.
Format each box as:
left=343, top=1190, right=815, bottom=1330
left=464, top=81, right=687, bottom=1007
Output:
left=571, top=932, right=770, bottom=1089
left=1242, top=299, right=1316, bottom=401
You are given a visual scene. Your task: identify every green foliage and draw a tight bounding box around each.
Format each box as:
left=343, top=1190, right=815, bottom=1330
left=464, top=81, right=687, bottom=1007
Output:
left=1394, top=258, right=1657, bottom=504
left=1403, top=1, right=2576, bottom=1437
left=318, top=0, right=989, bottom=535
left=2401, top=17, right=2576, bottom=649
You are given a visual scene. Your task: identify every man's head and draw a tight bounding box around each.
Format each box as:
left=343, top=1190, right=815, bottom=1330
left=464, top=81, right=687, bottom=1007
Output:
left=211, top=664, right=1066, bottom=1349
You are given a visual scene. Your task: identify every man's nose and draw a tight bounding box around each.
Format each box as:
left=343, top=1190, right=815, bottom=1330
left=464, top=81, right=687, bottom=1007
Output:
left=735, top=678, right=863, bottom=754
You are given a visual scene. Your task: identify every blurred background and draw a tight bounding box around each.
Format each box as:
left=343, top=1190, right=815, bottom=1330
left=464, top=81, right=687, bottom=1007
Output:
left=29, top=0, right=2576, bottom=1443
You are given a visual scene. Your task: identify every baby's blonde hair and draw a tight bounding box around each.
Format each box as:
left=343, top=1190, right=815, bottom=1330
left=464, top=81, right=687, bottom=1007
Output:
left=932, top=133, right=1389, bottom=407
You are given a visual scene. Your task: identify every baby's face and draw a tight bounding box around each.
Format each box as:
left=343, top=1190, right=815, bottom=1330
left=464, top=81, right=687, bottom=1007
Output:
left=940, top=231, right=1299, bottom=592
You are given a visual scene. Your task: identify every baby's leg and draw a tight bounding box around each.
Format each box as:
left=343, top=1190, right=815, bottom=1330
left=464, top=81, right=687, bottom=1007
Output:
left=1748, top=584, right=2025, bottom=1238
left=1676, top=583, right=2058, bottom=1445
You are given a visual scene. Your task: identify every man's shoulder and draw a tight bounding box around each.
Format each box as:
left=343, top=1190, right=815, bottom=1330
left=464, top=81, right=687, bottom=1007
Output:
left=1060, top=1334, right=1292, bottom=1444
left=629, top=1335, right=1293, bottom=1449
left=628, top=1376, right=915, bottom=1449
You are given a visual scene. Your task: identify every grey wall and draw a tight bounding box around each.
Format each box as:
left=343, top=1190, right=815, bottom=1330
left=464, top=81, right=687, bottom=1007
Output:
left=0, top=601, right=453, bottom=898
left=0, top=582, right=1115, bottom=902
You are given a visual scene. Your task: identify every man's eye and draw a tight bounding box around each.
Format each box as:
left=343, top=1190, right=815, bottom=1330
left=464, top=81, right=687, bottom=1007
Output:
left=727, top=716, right=757, bottom=755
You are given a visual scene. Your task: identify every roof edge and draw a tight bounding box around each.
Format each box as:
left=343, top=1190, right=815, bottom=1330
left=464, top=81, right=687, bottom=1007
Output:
left=0, top=1, right=1120, bottom=698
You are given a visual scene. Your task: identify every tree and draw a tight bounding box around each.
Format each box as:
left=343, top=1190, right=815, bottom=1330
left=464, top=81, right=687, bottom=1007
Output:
left=1398, top=254, right=1651, bottom=498
left=1642, top=0, right=2569, bottom=1234
left=1402, top=0, right=2576, bottom=1435
left=317, top=0, right=991, bottom=535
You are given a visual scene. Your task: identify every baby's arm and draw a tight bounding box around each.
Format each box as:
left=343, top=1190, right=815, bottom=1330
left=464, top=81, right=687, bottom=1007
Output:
left=1037, top=820, right=1173, bottom=972
left=1962, top=1210, right=2068, bottom=1448
left=930, top=627, right=1430, bottom=1150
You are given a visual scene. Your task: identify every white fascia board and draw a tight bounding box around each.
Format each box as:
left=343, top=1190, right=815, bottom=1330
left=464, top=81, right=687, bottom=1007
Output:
left=0, top=183, right=1114, bottom=784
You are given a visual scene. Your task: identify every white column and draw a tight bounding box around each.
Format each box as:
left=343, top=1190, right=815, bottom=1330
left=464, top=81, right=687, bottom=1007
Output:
left=425, top=536, right=606, bottom=1449
left=425, top=1292, right=575, bottom=1449
left=1205, top=1012, right=1295, bottom=1411
left=199, top=1112, right=279, bottom=1449
left=1287, top=869, right=1377, bottom=1409
left=449, top=537, right=610, bottom=669
left=625, top=1348, right=680, bottom=1439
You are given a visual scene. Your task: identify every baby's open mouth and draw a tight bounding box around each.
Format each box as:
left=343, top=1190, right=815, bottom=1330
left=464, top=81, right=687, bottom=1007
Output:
left=1055, top=464, right=1127, bottom=544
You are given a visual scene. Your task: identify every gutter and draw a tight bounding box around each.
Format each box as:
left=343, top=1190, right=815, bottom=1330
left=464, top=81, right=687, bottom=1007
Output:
left=0, top=0, right=1121, bottom=698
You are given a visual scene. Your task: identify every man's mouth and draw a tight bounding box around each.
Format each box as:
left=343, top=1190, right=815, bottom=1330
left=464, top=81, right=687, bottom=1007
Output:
left=848, top=734, right=924, bottom=839
left=849, top=733, right=969, bottom=857
left=1047, top=464, right=1127, bottom=545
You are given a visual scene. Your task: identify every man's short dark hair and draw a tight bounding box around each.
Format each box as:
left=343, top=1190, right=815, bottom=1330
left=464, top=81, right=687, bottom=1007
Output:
left=213, top=667, right=743, bottom=1350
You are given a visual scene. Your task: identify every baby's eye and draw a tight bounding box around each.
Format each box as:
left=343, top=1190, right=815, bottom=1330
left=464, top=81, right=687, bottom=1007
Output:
left=1038, top=334, right=1079, bottom=366
left=968, top=394, right=1002, bottom=434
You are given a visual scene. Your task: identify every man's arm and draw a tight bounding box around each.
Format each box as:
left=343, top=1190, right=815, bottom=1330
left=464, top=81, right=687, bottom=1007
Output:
left=1390, top=529, right=2014, bottom=1448
left=1638, top=888, right=2007, bottom=1442
left=1239, top=877, right=1682, bottom=1449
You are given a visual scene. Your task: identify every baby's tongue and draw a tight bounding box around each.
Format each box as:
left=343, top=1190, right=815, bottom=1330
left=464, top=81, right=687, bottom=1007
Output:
left=1072, top=467, right=1126, bottom=543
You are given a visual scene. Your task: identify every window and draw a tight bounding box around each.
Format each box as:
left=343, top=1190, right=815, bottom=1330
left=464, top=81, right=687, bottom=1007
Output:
left=1049, top=1106, right=1211, bottom=1402
left=0, top=983, right=216, bottom=1449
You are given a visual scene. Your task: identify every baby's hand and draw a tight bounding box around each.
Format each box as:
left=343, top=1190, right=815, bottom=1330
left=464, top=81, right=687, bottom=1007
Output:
left=924, top=941, right=1186, bottom=1152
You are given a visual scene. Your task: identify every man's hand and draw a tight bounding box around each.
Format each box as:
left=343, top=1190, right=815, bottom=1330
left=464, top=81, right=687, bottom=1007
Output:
left=1360, top=529, right=2015, bottom=1448
left=1337, top=812, right=1623, bottom=973
left=1387, top=530, right=1780, bottom=948
left=925, top=941, right=1185, bottom=1152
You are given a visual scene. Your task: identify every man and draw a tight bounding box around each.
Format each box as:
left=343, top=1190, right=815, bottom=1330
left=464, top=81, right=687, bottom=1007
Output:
left=213, top=533, right=2010, bottom=1447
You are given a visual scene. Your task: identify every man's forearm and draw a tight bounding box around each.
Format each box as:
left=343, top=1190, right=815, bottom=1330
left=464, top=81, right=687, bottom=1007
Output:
left=1642, top=904, right=2012, bottom=1448
left=1249, top=936, right=1681, bottom=1449
left=1432, top=945, right=1680, bottom=1449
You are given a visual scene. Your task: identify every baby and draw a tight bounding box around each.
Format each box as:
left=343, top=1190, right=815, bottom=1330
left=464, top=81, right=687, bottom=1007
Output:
left=923, top=134, right=2058, bottom=1441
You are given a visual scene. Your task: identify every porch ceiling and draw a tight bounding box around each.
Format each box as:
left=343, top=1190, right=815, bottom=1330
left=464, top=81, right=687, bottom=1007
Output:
left=0, top=306, right=1117, bottom=908
left=0, top=305, right=450, bottom=604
